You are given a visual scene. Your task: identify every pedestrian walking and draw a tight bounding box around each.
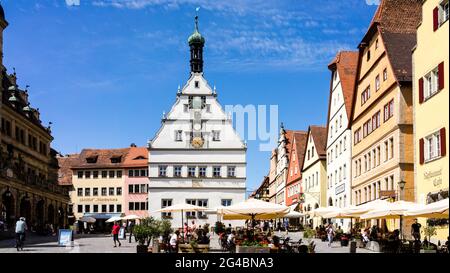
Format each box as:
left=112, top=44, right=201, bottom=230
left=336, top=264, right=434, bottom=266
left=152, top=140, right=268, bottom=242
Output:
left=128, top=220, right=136, bottom=243
left=326, top=224, right=334, bottom=247
left=15, top=217, right=27, bottom=251
left=284, top=218, right=289, bottom=235
left=112, top=221, right=121, bottom=247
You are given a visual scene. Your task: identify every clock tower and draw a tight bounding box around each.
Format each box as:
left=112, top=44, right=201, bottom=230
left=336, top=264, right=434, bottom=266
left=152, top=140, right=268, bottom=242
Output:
left=147, top=15, right=247, bottom=228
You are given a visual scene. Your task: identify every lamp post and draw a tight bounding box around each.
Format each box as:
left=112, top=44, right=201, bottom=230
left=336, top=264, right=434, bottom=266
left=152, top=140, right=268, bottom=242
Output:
left=398, top=181, right=406, bottom=200
left=397, top=180, right=406, bottom=240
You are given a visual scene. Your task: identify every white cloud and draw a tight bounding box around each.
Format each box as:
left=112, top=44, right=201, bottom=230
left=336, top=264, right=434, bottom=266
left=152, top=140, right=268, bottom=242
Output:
left=89, top=0, right=365, bottom=71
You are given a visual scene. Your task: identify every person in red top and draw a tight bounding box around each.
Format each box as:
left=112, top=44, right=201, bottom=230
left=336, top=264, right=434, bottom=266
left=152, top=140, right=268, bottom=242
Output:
left=112, top=221, right=121, bottom=247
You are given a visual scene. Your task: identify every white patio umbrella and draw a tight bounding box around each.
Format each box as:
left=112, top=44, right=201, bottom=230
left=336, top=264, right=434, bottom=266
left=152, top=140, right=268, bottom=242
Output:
left=341, top=199, right=391, bottom=218
left=122, top=214, right=141, bottom=220
left=360, top=200, right=424, bottom=239
left=360, top=201, right=423, bottom=220
left=155, top=203, right=208, bottom=239
left=221, top=199, right=290, bottom=220
left=308, top=206, right=341, bottom=218
left=322, top=206, right=357, bottom=219
left=404, top=198, right=449, bottom=219
left=79, top=216, right=96, bottom=223
left=106, top=216, right=123, bottom=223
left=282, top=210, right=304, bottom=218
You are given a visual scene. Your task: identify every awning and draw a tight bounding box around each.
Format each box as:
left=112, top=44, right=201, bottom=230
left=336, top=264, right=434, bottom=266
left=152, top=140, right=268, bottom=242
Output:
left=83, top=213, right=122, bottom=220
left=289, top=203, right=299, bottom=212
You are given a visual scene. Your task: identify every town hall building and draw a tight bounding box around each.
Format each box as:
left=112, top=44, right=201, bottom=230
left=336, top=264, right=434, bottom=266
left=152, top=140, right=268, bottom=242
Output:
left=147, top=16, right=247, bottom=228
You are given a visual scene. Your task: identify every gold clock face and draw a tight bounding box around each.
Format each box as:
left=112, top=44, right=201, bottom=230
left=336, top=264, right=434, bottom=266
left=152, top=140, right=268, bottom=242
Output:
left=192, top=137, right=204, bottom=148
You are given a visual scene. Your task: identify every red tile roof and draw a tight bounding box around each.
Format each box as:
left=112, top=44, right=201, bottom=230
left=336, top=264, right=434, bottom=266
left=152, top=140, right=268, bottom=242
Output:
left=381, top=31, right=417, bottom=82
left=309, top=126, right=327, bottom=158
left=360, top=0, right=421, bottom=82
left=123, top=147, right=148, bottom=168
left=292, top=131, right=308, bottom=171
left=57, top=154, right=79, bottom=186
left=369, top=0, right=422, bottom=34
left=327, top=51, right=359, bottom=130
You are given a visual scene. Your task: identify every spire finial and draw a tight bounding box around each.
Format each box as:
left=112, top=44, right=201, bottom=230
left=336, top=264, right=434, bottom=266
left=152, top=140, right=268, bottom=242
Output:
left=195, top=7, right=200, bottom=32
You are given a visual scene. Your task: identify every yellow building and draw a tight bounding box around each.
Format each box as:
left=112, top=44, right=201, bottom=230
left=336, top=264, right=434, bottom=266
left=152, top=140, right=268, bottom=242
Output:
left=412, top=0, right=449, bottom=242
left=350, top=0, right=422, bottom=235
left=301, top=126, right=327, bottom=228
left=69, top=149, right=127, bottom=231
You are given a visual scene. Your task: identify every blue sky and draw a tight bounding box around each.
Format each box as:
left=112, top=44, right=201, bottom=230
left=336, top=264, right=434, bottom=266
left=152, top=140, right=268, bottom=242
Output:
left=2, top=0, right=378, bottom=194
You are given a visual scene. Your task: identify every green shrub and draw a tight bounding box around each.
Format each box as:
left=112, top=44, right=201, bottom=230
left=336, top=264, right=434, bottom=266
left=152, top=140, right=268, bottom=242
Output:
left=214, top=221, right=225, bottom=234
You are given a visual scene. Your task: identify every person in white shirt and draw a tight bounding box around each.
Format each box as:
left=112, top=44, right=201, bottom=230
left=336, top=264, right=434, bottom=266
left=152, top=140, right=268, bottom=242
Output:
left=170, top=230, right=180, bottom=253
left=227, top=230, right=236, bottom=253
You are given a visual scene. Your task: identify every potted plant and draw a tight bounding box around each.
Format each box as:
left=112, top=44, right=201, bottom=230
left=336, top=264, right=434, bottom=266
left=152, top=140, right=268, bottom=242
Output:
left=340, top=234, right=349, bottom=247
left=353, top=233, right=365, bottom=248
left=301, top=227, right=316, bottom=253
left=134, top=224, right=150, bottom=253
left=420, top=226, right=437, bottom=254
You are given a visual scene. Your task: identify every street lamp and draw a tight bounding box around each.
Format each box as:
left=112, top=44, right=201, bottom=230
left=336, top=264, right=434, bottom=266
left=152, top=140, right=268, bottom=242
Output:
left=397, top=180, right=406, bottom=240
left=398, top=181, right=406, bottom=200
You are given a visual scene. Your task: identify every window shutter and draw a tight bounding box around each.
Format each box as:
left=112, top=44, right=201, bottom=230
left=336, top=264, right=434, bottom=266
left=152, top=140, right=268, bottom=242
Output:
left=440, top=128, right=446, bottom=157
left=438, top=62, right=445, bottom=90
left=419, top=138, right=424, bottom=165
left=433, top=7, right=439, bottom=31
left=419, top=78, right=424, bottom=103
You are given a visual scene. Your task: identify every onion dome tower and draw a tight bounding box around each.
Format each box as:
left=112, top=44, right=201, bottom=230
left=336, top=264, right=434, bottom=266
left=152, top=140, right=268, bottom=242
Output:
left=188, top=15, right=205, bottom=73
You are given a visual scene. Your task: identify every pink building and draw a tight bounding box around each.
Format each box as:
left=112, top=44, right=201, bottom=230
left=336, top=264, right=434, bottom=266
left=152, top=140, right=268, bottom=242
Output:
left=123, top=147, right=149, bottom=218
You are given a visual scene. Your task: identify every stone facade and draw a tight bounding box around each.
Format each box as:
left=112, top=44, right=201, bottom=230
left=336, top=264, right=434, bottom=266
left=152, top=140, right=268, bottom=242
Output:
left=0, top=5, right=70, bottom=236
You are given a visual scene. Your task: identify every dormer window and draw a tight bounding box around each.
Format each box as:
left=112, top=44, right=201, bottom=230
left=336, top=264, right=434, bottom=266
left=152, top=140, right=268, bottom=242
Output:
left=111, top=156, right=122, bottom=164
left=195, top=81, right=200, bottom=88
left=86, top=156, right=98, bottom=164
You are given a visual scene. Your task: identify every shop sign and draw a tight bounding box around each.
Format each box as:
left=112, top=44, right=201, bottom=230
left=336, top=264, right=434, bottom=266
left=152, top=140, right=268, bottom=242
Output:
left=58, top=229, right=73, bottom=246
left=424, top=168, right=442, bottom=187
left=79, top=197, right=118, bottom=202
left=335, top=184, right=345, bottom=195
left=380, top=190, right=396, bottom=198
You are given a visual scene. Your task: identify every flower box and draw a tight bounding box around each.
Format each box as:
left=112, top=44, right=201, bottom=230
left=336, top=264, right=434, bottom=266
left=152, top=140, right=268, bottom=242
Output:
left=236, top=245, right=271, bottom=253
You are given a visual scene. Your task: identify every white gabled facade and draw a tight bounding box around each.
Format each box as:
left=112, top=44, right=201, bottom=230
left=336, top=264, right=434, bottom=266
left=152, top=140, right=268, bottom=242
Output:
left=326, top=71, right=352, bottom=229
left=325, top=51, right=358, bottom=232
left=148, top=17, right=246, bottom=228
left=274, top=125, right=289, bottom=205
left=301, top=126, right=327, bottom=228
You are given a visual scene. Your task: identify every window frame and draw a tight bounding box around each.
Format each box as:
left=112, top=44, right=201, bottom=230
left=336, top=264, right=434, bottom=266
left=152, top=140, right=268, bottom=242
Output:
left=213, top=166, right=221, bottom=178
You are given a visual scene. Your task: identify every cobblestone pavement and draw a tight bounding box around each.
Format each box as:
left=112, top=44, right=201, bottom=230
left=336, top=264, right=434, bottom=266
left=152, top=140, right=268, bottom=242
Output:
left=0, top=231, right=378, bottom=253
left=0, top=233, right=138, bottom=253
